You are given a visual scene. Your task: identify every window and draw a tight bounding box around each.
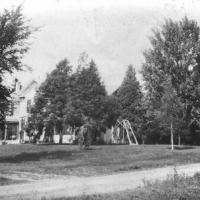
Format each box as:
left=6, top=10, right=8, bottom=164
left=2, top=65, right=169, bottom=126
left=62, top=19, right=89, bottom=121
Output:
left=10, top=102, right=14, bottom=116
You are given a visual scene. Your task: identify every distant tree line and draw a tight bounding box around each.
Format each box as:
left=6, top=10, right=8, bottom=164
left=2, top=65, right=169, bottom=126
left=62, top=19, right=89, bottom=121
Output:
left=29, top=53, right=121, bottom=143
left=29, top=17, right=200, bottom=145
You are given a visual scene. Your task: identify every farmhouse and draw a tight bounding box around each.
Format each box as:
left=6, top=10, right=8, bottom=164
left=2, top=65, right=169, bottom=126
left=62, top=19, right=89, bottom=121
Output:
left=0, top=79, right=38, bottom=144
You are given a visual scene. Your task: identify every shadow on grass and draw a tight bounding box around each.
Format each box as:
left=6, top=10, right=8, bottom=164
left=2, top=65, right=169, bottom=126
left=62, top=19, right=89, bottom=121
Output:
left=81, top=147, right=94, bottom=151
left=0, top=177, right=26, bottom=185
left=0, top=150, right=79, bottom=163
left=37, top=143, right=76, bottom=146
left=115, top=165, right=141, bottom=172
left=38, top=144, right=95, bottom=150
left=167, top=146, right=196, bottom=150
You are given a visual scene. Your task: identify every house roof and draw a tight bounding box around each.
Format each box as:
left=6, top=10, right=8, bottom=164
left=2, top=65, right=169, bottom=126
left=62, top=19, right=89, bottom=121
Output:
left=19, top=80, right=38, bottom=97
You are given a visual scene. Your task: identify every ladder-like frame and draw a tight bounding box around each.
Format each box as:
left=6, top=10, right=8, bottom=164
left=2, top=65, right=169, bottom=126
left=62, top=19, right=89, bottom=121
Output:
left=113, top=119, right=139, bottom=145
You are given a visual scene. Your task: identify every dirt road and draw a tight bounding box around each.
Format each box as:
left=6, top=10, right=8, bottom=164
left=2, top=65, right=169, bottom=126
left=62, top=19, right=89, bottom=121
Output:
left=0, top=163, right=200, bottom=200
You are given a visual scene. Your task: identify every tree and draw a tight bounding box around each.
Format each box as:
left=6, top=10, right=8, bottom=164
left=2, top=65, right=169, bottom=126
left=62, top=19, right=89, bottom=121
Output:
left=101, top=95, right=121, bottom=129
left=115, top=65, right=143, bottom=137
left=32, top=56, right=107, bottom=143
left=64, top=59, right=107, bottom=143
left=157, top=77, right=184, bottom=150
left=64, top=59, right=107, bottom=126
left=142, top=17, right=200, bottom=144
left=0, top=6, right=34, bottom=121
left=32, top=58, right=72, bottom=142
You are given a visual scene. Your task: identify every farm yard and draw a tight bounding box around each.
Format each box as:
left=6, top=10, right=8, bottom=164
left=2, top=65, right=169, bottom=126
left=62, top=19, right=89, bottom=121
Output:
left=0, top=144, right=200, bottom=178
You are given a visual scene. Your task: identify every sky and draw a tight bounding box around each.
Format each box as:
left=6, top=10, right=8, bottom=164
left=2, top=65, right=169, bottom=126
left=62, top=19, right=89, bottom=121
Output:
left=2, top=0, right=200, bottom=93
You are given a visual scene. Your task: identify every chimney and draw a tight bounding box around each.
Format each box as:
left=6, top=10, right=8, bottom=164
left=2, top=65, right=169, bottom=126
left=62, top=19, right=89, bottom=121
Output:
left=14, top=78, right=22, bottom=93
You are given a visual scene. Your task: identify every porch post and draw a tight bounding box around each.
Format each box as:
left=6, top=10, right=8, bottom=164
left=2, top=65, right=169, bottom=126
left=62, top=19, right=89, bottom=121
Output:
left=18, top=119, right=21, bottom=141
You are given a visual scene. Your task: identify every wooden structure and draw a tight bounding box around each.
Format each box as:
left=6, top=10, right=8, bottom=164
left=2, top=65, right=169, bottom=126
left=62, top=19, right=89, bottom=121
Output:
left=112, top=119, right=138, bottom=145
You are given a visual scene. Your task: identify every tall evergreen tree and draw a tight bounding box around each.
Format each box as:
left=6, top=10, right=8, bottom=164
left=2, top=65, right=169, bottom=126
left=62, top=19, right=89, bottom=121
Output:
left=101, top=95, right=121, bottom=129
left=115, top=65, right=143, bottom=134
left=32, top=58, right=72, bottom=140
left=64, top=59, right=107, bottom=128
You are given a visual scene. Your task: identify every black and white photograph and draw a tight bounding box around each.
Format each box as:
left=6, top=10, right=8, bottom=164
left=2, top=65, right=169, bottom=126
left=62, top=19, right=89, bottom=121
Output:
left=1, top=0, right=200, bottom=199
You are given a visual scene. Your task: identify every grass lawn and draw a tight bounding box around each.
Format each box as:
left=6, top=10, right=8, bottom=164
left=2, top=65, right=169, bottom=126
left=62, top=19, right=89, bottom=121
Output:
left=0, top=144, right=200, bottom=176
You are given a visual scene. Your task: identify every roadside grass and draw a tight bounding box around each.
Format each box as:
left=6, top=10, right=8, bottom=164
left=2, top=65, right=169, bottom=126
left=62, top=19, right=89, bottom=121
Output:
left=0, top=144, right=200, bottom=177
left=45, top=172, right=200, bottom=200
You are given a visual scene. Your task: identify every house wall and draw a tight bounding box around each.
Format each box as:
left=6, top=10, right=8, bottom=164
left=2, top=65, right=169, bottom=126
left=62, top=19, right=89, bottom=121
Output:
left=3, top=81, right=38, bottom=143
left=18, top=84, right=37, bottom=130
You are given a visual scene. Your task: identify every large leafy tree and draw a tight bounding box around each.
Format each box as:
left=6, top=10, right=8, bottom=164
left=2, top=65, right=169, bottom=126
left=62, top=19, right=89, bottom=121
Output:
left=157, top=77, right=184, bottom=149
left=142, top=17, right=200, bottom=143
left=0, top=6, right=34, bottom=121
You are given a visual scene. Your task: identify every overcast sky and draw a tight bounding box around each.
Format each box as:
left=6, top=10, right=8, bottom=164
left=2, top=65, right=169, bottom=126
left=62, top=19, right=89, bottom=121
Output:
left=2, top=0, right=200, bottom=93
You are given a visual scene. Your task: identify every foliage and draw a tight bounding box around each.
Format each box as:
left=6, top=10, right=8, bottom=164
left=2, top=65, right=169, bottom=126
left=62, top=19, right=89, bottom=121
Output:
left=0, top=83, right=10, bottom=121
left=114, top=65, right=143, bottom=138
left=101, top=95, right=121, bottom=128
left=64, top=60, right=106, bottom=132
left=142, top=17, right=200, bottom=144
left=32, top=58, right=72, bottom=139
left=31, top=17, right=200, bottom=145
left=0, top=6, right=34, bottom=121
left=31, top=55, right=109, bottom=143
left=158, top=78, right=183, bottom=125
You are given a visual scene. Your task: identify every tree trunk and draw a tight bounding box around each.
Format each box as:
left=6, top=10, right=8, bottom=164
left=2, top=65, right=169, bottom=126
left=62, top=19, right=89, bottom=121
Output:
left=59, top=130, right=63, bottom=144
left=4, top=123, right=7, bottom=141
left=122, top=127, right=125, bottom=144
left=178, top=134, right=181, bottom=146
left=53, top=126, right=57, bottom=143
left=142, top=136, right=145, bottom=145
left=170, top=122, right=174, bottom=151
